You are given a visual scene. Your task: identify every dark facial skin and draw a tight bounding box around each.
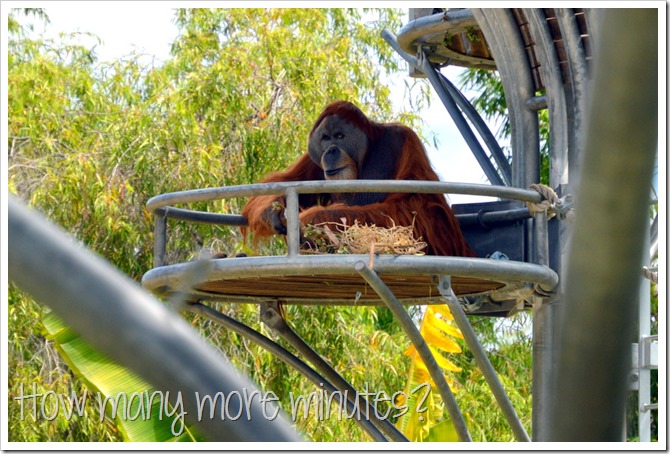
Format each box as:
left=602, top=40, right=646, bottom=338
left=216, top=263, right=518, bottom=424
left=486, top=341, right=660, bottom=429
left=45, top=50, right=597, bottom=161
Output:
left=308, top=115, right=369, bottom=181
left=265, top=115, right=371, bottom=235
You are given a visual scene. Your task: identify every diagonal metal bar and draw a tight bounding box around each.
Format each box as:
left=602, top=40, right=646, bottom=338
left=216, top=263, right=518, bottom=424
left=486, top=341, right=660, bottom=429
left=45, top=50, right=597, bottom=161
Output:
left=8, top=195, right=301, bottom=442
left=186, top=302, right=391, bottom=442
left=355, top=261, right=472, bottom=442
left=438, top=276, right=531, bottom=442
left=418, top=48, right=507, bottom=187
left=436, top=73, right=513, bottom=186
left=381, top=29, right=506, bottom=187
left=260, top=302, right=408, bottom=442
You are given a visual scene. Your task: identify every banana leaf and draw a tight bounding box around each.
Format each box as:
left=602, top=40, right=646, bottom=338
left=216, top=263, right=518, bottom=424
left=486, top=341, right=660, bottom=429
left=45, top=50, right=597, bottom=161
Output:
left=42, top=311, right=204, bottom=442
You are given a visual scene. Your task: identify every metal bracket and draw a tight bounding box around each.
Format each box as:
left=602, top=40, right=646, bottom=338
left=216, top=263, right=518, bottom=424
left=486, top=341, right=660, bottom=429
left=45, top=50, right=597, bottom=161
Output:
left=632, top=337, right=659, bottom=371
left=630, top=336, right=659, bottom=391
left=629, top=366, right=640, bottom=391
left=641, top=403, right=658, bottom=412
left=630, top=344, right=640, bottom=391
left=438, top=274, right=453, bottom=296
left=555, top=194, right=575, bottom=221
left=638, top=335, right=659, bottom=369
left=259, top=301, right=288, bottom=334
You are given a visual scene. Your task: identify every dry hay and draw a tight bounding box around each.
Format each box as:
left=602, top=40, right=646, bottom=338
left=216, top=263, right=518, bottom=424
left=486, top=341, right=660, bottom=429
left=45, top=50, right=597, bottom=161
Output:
left=301, top=217, right=427, bottom=256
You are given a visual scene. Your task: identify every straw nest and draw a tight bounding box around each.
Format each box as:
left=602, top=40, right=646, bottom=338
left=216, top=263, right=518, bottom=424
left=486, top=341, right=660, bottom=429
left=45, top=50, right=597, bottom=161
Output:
left=301, top=218, right=427, bottom=256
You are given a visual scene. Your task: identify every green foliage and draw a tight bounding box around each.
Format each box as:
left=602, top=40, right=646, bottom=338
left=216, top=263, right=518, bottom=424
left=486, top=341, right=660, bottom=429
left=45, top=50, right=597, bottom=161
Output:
left=9, top=8, right=413, bottom=275
left=8, top=286, right=122, bottom=442
left=8, top=7, right=545, bottom=443
left=42, top=312, right=204, bottom=441
left=450, top=313, right=534, bottom=441
left=7, top=7, right=426, bottom=442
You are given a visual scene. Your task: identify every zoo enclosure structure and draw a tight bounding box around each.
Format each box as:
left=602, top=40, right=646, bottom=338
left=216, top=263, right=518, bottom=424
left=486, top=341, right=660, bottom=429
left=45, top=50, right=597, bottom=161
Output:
left=142, top=181, right=558, bottom=442
left=7, top=7, right=658, bottom=443
left=138, top=7, right=658, bottom=442
left=387, top=7, right=658, bottom=441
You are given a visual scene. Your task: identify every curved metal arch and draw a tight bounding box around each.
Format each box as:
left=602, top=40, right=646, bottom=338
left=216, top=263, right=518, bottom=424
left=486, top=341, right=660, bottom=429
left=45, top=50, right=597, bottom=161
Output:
left=146, top=180, right=544, bottom=215
left=525, top=9, right=570, bottom=187
left=556, top=8, right=591, bottom=179
left=471, top=9, right=540, bottom=189
left=582, top=9, right=603, bottom=55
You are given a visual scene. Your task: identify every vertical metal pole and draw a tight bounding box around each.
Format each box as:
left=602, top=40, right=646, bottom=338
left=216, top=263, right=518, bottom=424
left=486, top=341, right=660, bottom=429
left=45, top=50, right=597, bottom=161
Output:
left=417, top=47, right=505, bottom=187
left=355, top=262, right=473, bottom=442
left=153, top=209, right=167, bottom=268
left=285, top=188, right=300, bottom=257
left=532, top=300, right=556, bottom=441
left=533, top=212, right=549, bottom=266
left=531, top=211, right=555, bottom=441
left=548, top=9, right=658, bottom=441
left=638, top=226, right=652, bottom=442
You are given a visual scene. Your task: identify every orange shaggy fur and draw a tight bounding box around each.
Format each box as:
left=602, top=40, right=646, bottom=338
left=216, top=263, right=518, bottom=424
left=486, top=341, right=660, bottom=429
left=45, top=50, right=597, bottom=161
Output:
left=241, top=101, right=474, bottom=257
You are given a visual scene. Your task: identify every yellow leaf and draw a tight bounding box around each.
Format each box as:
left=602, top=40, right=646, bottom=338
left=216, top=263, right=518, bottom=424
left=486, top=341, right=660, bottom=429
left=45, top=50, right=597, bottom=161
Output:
left=396, top=304, right=464, bottom=441
left=404, top=343, right=417, bottom=358
left=422, top=323, right=462, bottom=354
left=428, top=346, right=462, bottom=373
left=428, top=305, right=454, bottom=321
left=413, top=361, right=457, bottom=391
left=425, top=310, right=464, bottom=339
left=411, top=364, right=431, bottom=384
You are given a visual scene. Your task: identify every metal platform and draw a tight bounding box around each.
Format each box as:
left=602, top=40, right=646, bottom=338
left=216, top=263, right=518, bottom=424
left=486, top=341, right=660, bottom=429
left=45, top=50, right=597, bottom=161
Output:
left=142, top=181, right=558, bottom=316
left=142, top=253, right=558, bottom=315
left=396, top=9, right=495, bottom=70
left=139, top=180, right=558, bottom=442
